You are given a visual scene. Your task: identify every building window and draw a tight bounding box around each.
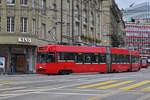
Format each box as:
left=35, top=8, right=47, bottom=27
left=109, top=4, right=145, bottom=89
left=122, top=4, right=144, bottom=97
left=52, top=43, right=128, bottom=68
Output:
left=32, top=19, right=36, bottom=34
left=42, top=0, right=46, bottom=9
left=21, top=17, right=28, bottom=32
left=7, top=17, right=15, bottom=32
left=91, top=12, right=94, bottom=25
left=32, top=0, right=34, bottom=8
left=83, top=25, right=87, bottom=35
left=66, top=23, right=70, bottom=36
left=21, top=0, right=28, bottom=5
left=75, top=22, right=80, bottom=36
left=7, top=0, right=15, bottom=4
left=74, top=5, right=80, bottom=21
left=91, top=27, right=94, bottom=36
left=42, top=24, right=46, bottom=38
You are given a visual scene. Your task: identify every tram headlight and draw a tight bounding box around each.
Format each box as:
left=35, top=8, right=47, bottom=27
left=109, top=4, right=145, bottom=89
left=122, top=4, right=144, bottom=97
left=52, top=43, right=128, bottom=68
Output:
left=39, top=66, right=42, bottom=69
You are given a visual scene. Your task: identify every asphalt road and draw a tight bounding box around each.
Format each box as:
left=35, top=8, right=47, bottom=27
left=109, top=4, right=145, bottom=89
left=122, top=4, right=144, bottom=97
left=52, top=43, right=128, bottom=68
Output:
left=0, top=68, right=150, bottom=100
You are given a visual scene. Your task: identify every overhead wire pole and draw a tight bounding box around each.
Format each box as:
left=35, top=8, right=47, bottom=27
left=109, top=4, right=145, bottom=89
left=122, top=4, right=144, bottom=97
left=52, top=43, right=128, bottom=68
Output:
left=72, top=0, right=74, bottom=44
left=61, top=0, right=63, bottom=43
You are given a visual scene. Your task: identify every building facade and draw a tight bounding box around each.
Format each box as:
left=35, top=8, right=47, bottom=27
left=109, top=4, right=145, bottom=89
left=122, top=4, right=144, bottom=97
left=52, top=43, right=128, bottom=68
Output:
left=50, top=0, right=103, bottom=45
left=0, top=0, right=52, bottom=73
left=123, top=2, right=150, bottom=58
left=0, top=0, right=124, bottom=74
left=125, top=23, right=150, bottom=56
left=101, top=0, right=125, bottom=47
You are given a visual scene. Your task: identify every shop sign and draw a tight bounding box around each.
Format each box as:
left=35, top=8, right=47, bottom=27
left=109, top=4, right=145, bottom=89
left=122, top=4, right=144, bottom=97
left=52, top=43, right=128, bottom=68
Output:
left=18, top=37, right=32, bottom=43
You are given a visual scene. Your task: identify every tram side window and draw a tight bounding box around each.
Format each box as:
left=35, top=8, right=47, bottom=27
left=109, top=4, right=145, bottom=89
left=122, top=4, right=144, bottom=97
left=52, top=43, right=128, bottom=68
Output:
left=91, top=53, right=99, bottom=63
left=126, top=55, right=129, bottom=63
left=47, top=52, right=55, bottom=63
left=64, top=52, right=75, bottom=60
left=116, top=54, right=119, bottom=63
left=57, top=52, right=75, bottom=62
left=118, top=54, right=122, bottom=64
left=122, top=54, right=126, bottom=63
left=84, top=53, right=92, bottom=63
left=37, top=52, right=55, bottom=63
left=75, top=53, right=83, bottom=63
left=115, top=54, right=119, bottom=63
left=119, top=54, right=122, bottom=63
left=119, top=55, right=122, bottom=63
left=131, top=55, right=135, bottom=63
left=127, top=55, right=130, bottom=63
left=122, top=54, right=127, bottom=64
left=136, top=56, right=139, bottom=63
left=111, top=54, right=116, bottom=63
left=120, top=55, right=123, bottom=63
left=124, top=55, right=127, bottom=63
left=100, top=53, right=106, bottom=63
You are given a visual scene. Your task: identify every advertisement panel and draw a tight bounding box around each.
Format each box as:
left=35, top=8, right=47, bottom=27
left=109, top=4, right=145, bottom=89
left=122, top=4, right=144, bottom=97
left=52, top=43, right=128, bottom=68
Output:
left=0, top=57, right=5, bottom=68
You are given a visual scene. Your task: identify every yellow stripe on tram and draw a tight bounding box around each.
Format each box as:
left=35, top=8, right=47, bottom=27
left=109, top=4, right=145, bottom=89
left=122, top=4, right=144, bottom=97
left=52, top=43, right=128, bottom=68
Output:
left=119, top=81, right=150, bottom=90
left=97, top=80, right=135, bottom=89
left=77, top=80, right=116, bottom=89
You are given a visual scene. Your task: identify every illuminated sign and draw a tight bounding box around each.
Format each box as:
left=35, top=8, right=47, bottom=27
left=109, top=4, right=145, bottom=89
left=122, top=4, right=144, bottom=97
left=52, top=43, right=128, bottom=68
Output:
left=39, top=47, right=47, bottom=50
left=18, top=37, right=32, bottom=43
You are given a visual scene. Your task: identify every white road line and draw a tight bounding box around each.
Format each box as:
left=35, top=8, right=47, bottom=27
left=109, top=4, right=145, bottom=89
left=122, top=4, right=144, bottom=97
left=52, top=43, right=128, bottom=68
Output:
left=39, top=92, right=99, bottom=96
left=0, top=87, right=26, bottom=91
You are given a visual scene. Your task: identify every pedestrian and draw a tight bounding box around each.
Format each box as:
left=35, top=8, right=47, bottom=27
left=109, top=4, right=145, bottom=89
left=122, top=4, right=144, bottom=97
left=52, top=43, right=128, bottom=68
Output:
left=0, top=68, right=5, bottom=75
left=8, top=62, right=14, bottom=74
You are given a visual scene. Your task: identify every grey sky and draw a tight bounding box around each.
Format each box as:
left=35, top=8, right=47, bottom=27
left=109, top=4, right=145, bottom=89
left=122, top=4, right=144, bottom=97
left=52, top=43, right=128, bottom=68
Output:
left=115, top=0, right=150, bottom=9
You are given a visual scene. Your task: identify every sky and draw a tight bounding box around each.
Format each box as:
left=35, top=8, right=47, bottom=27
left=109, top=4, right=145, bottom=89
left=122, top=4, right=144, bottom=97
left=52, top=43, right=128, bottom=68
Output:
left=115, top=0, right=150, bottom=9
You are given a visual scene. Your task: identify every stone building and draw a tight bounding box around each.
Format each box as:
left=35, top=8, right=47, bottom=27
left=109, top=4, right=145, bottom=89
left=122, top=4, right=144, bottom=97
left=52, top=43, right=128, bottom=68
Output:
left=0, top=0, right=124, bottom=74
left=0, top=0, right=50, bottom=73
left=49, top=0, right=103, bottom=45
left=101, top=0, right=125, bottom=47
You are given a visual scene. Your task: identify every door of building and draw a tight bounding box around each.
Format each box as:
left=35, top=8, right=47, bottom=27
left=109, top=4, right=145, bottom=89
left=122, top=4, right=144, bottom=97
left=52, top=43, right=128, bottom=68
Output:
left=11, top=54, right=25, bottom=73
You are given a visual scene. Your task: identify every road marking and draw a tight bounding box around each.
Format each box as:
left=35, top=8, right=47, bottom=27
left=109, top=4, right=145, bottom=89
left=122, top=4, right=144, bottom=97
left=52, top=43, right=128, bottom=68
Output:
left=136, top=94, right=150, bottom=100
left=119, top=81, right=150, bottom=90
left=39, top=92, right=98, bottom=96
left=97, top=80, right=135, bottom=89
left=141, top=86, right=150, bottom=91
left=77, top=80, right=116, bottom=88
left=0, top=81, right=26, bottom=85
left=0, top=87, right=26, bottom=91
left=86, top=90, right=119, bottom=100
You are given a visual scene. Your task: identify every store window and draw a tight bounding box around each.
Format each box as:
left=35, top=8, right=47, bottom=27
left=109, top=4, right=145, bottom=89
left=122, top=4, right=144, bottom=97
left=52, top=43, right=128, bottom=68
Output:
left=7, top=0, right=15, bottom=4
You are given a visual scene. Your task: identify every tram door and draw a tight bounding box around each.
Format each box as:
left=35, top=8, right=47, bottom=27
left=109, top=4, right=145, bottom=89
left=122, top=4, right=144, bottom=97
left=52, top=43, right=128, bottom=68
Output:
left=11, top=55, right=25, bottom=73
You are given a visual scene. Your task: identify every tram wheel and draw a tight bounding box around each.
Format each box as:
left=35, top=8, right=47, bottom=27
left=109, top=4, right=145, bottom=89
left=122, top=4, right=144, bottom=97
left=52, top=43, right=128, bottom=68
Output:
left=113, top=70, right=116, bottom=73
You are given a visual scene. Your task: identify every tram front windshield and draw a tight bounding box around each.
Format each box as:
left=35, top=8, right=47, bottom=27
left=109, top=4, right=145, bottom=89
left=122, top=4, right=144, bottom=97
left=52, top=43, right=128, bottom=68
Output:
left=141, top=60, right=147, bottom=64
left=37, top=52, right=55, bottom=63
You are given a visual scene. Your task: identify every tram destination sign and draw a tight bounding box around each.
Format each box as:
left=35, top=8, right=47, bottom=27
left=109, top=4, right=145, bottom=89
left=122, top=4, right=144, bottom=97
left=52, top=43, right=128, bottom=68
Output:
left=18, top=37, right=32, bottom=43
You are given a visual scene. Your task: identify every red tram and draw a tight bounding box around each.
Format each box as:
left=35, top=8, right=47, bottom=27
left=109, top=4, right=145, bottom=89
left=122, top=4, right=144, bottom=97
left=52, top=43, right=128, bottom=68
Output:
left=36, top=45, right=141, bottom=74
left=140, top=57, right=148, bottom=68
